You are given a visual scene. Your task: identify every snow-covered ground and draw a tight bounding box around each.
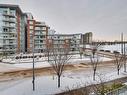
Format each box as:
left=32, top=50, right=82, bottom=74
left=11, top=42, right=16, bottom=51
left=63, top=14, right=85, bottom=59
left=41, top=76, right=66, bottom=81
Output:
left=0, top=63, right=127, bottom=95
left=0, top=44, right=126, bottom=95
left=0, top=53, right=125, bottom=95
left=102, top=44, right=127, bottom=53
left=86, top=44, right=127, bottom=53
left=0, top=55, right=112, bottom=70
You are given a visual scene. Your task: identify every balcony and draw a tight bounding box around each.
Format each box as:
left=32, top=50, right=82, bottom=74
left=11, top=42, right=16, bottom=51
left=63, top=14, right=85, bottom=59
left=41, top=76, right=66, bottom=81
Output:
left=2, top=48, right=16, bottom=52
left=2, top=31, right=16, bottom=34
left=3, top=13, right=16, bottom=18
left=3, top=18, right=16, bottom=23
left=3, top=37, right=16, bottom=40
left=3, top=24, right=15, bottom=29
left=3, top=43, right=16, bottom=46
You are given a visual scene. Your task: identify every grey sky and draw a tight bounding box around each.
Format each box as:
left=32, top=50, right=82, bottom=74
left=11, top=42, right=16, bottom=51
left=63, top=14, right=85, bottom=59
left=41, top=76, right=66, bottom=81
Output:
left=0, top=0, right=127, bottom=41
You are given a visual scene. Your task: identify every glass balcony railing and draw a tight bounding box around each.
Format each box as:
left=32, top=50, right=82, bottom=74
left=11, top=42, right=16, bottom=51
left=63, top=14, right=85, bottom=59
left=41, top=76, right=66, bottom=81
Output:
left=2, top=48, right=16, bottom=52
left=2, top=30, right=16, bottom=34
left=3, top=13, right=16, bottom=18
left=3, top=37, right=16, bottom=40
left=3, top=18, right=16, bottom=23
left=3, top=24, right=15, bottom=28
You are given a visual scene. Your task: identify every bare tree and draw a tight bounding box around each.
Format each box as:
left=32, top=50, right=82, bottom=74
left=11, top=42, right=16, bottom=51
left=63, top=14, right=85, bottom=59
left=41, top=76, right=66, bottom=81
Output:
left=48, top=40, right=71, bottom=88
left=91, top=74, right=110, bottom=95
left=46, top=39, right=53, bottom=62
left=90, top=42, right=102, bottom=58
left=90, top=54, right=101, bottom=81
left=79, top=48, right=83, bottom=59
left=90, top=42, right=102, bottom=81
left=114, top=53, right=123, bottom=75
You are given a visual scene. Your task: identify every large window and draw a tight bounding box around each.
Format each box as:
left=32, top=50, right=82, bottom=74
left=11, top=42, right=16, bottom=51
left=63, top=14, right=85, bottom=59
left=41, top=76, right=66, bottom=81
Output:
left=30, top=26, right=33, bottom=30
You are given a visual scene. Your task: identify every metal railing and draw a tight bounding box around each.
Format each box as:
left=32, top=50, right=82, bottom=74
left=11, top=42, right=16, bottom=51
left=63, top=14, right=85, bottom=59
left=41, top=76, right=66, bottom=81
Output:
left=106, top=85, right=127, bottom=95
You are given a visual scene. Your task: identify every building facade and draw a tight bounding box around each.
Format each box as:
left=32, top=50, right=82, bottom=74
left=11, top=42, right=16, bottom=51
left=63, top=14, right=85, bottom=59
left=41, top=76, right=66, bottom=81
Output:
left=47, top=34, right=82, bottom=54
left=0, top=4, right=25, bottom=55
left=34, top=21, right=48, bottom=53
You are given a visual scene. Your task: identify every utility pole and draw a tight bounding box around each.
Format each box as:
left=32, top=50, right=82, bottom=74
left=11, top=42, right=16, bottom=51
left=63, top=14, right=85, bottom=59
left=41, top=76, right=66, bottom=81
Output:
left=121, top=33, right=126, bottom=72
left=124, top=40, right=126, bottom=72
left=32, top=34, right=35, bottom=91
left=121, top=33, right=123, bottom=55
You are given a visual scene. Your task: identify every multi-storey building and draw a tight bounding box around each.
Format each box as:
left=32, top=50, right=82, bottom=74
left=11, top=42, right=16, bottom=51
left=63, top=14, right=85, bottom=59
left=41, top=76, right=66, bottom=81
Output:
left=47, top=34, right=82, bottom=54
left=26, top=13, right=35, bottom=53
left=34, top=21, right=48, bottom=53
left=82, top=32, right=92, bottom=44
left=0, top=4, right=25, bottom=55
left=26, top=13, right=55, bottom=53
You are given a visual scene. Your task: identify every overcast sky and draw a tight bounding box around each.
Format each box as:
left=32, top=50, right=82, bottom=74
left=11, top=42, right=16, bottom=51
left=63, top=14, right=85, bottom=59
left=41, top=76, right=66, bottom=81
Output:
left=0, top=0, right=127, bottom=41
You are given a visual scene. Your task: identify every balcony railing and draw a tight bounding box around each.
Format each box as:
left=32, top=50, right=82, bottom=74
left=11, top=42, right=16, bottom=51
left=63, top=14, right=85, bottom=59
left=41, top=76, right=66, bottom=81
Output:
left=2, top=31, right=16, bottom=34
left=3, top=13, right=15, bottom=18
left=106, top=85, right=127, bottom=95
left=3, top=24, right=15, bottom=29
left=3, top=18, right=16, bottom=23
left=3, top=37, right=16, bottom=40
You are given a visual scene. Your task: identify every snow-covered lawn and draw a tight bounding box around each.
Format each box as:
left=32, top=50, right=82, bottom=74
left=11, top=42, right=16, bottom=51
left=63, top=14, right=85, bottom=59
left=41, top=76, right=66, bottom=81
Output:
left=0, top=63, right=127, bottom=95
left=0, top=55, right=112, bottom=71
left=0, top=54, right=119, bottom=95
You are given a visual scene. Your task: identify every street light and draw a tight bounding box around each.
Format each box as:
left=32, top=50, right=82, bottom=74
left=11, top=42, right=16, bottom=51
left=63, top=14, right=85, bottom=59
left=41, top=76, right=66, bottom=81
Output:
left=32, top=35, right=35, bottom=91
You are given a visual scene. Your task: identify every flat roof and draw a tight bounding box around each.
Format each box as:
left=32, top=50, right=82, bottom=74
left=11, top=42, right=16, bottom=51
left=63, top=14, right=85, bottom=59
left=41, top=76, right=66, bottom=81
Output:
left=0, top=4, right=23, bottom=14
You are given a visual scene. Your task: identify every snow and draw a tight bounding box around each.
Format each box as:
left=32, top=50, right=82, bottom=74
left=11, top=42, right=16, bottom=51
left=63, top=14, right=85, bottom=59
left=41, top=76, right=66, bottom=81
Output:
left=0, top=63, right=127, bottom=95
left=102, top=44, right=127, bottom=53
left=0, top=55, right=112, bottom=70
left=0, top=44, right=125, bottom=95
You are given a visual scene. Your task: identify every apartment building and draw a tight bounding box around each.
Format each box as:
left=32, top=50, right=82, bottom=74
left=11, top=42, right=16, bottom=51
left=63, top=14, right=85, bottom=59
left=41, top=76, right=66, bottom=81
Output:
left=34, top=21, right=48, bottom=53
left=26, top=13, right=35, bottom=53
left=26, top=14, right=56, bottom=53
left=46, top=34, right=82, bottom=54
left=82, top=32, right=92, bottom=44
left=0, top=4, right=54, bottom=55
left=0, top=4, right=26, bottom=55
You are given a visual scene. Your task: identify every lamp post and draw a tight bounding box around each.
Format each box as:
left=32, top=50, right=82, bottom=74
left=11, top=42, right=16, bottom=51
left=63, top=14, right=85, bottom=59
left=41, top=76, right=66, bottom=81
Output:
left=32, top=35, right=35, bottom=91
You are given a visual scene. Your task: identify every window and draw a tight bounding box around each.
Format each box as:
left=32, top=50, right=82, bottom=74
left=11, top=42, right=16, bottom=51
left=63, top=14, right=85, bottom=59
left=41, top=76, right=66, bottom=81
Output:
left=42, top=27, right=46, bottom=30
left=29, top=21, right=33, bottom=25
left=3, top=10, right=7, bottom=14
left=30, top=26, right=33, bottom=29
left=3, top=28, right=8, bottom=32
left=30, top=30, right=33, bottom=34
left=40, top=35, right=45, bottom=38
left=40, top=40, right=43, bottom=43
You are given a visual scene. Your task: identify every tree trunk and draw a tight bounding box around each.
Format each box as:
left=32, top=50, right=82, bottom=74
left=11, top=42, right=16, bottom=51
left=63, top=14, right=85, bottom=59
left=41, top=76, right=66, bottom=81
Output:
left=124, top=41, right=126, bottom=72
left=80, top=53, right=82, bottom=59
left=58, top=75, right=61, bottom=88
left=93, top=70, right=96, bottom=81
left=118, top=69, right=120, bottom=75
left=124, top=61, right=126, bottom=72
left=48, top=51, right=49, bottom=62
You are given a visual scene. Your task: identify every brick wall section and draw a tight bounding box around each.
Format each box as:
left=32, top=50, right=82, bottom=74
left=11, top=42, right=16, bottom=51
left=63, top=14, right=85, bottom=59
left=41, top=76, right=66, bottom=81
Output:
left=27, top=20, right=35, bottom=53
left=16, top=12, right=20, bottom=54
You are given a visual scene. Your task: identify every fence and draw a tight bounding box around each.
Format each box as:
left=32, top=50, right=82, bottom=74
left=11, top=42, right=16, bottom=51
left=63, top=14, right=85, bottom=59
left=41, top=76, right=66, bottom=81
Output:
left=106, top=85, right=127, bottom=95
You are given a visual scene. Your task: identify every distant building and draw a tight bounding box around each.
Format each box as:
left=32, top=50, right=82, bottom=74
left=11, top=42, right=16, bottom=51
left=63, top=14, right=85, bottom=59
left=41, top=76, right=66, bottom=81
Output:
left=47, top=34, right=83, bottom=54
left=82, top=32, right=92, bottom=44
